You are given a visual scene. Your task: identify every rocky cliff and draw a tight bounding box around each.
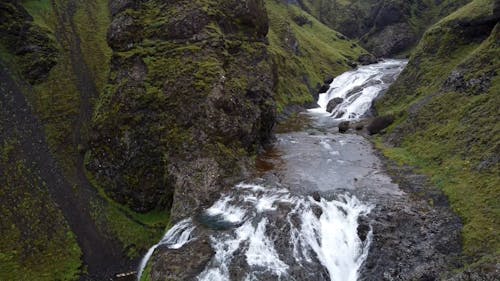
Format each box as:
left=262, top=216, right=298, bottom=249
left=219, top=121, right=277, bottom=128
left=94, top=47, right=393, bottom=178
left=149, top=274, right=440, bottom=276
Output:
left=375, top=0, right=499, bottom=277
left=86, top=0, right=277, bottom=222
left=298, top=0, right=471, bottom=56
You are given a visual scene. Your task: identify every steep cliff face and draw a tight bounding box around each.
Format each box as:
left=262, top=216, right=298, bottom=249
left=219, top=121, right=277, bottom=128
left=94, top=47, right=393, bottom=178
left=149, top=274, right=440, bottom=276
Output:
left=375, top=0, right=499, bottom=275
left=87, top=0, right=276, bottom=221
left=299, top=0, right=471, bottom=56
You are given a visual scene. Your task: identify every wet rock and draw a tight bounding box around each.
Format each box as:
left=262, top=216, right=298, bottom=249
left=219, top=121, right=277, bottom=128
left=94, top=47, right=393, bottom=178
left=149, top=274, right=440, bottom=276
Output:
left=318, top=83, right=330, bottom=93
left=311, top=191, right=321, bottom=202
left=312, top=205, right=323, bottom=218
left=323, top=76, right=334, bottom=84
left=355, top=123, right=364, bottom=130
left=326, top=97, right=344, bottom=113
left=358, top=54, right=378, bottom=65
left=0, top=1, right=58, bottom=84
left=150, top=234, right=214, bottom=281
left=338, top=121, right=350, bottom=133
left=334, top=111, right=345, bottom=119
left=367, top=115, right=394, bottom=135
left=360, top=154, right=463, bottom=281
left=347, top=61, right=358, bottom=68
left=357, top=223, right=370, bottom=242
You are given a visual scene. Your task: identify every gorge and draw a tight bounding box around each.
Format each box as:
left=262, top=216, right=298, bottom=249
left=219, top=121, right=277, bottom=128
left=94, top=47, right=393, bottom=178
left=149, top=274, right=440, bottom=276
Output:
left=0, top=0, right=498, bottom=280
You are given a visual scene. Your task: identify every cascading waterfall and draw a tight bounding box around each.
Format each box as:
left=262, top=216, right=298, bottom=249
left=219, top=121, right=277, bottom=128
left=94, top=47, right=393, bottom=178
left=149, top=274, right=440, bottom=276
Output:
left=138, top=60, right=407, bottom=281
left=310, top=59, right=407, bottom=120
left=137, top=219, right=195, bottom=280
left=139, top=183, right=372, bottom=281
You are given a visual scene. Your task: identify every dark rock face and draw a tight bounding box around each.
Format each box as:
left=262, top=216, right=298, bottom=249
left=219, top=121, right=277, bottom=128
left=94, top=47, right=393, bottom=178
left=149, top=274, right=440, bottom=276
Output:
left=318, top=83, right=330, bottom=93
left=444, top=69, right=495, bottom=95
left=357, top=54, right=378, bottom=65
left=87, top=0, right=276, bottom=216
left=150, top=232, right=215, bottom=281
left=301, top=0, right=469, bottom=57
left=326, top=97, right=344, bottom=113
left=360, top=161, right=463, bottom=281
left=0, top=0, right=58, bottom=84
left=323, top=76, right=334, bottom=84
left=363, top=22, right=416, bottom=57
left=338, top=121, right=350, bottom=133
left=367, top=115, right=394, bottom=135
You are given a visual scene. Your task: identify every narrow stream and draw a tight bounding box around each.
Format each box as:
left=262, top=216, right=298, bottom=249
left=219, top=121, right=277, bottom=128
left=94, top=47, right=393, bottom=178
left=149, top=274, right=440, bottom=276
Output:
left=138, top=59, right=407, bottom=281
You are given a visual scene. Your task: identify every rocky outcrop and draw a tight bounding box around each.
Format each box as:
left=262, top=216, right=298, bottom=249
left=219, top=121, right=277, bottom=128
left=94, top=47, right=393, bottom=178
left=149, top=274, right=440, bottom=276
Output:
left=367, top=115, right=394, bottom=135
left=326, top=97, right=343, bottom=113
left=0, top=0, right=58, bottom=84
left=300, top=0, right=470, bottom=56
left=360, top=161, right=463, bottom=281
left=87, top=0, right=276, bottom=217
left=338, top=121, right=350, bottom=133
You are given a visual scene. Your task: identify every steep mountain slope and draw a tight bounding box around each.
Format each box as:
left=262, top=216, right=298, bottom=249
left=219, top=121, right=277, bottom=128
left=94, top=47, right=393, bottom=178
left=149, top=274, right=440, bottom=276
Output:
left=0, top=0, right=159, bottom=279
left=375, top=0, right=499, bottom=276
left=298, top=0, right=471, bottom=56
left=265, top=0, right=372, bottom=111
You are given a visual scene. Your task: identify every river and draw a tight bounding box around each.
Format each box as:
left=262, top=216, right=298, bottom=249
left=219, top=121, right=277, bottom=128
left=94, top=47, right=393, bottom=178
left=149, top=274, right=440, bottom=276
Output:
left=138, top=59, right=409, bottom=281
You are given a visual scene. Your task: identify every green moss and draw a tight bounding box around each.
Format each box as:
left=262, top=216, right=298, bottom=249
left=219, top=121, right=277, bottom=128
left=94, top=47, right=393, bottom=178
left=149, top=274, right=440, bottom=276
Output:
left=376, top=0, right=499, bottom=265
left=84, top=161, right=169, bottom=258
left=0, top=139, right=82, bottom=280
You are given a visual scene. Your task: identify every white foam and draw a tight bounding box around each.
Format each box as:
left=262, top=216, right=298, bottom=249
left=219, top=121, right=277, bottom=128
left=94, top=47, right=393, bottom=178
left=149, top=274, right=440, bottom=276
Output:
left=311, top=59, right=407, bottom=121
left=246, top=218, right=289, bottom=275
left=197, top=184, right=373, bottom=281
left=137, top=219, right=195, bottom=280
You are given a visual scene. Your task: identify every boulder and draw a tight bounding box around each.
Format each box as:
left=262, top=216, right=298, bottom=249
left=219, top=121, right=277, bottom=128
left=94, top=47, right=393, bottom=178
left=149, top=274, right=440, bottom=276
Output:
left=326, top=97, right=344, bottom=113
left=338, top=121, right=350, bottom=133
left=357, top=54, right=378, bottom=65
left=367, top=115, right=394, bottom=135
left=318, top=83, right=330, bottom=93
left=323, top=76, right=334, bottom=84
left=150, top=234, right=214, bottom=281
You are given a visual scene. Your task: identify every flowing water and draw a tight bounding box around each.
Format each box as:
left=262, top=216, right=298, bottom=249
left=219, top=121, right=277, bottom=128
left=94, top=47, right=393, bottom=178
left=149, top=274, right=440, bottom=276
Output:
left=138, top=60, right=407, bottom=281
left=311, top=59, right=407, bottom=120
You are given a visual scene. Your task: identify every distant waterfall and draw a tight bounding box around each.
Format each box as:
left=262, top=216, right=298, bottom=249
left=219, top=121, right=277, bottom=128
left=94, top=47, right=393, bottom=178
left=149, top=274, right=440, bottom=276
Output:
left=310, top=60, right=407, bottom=120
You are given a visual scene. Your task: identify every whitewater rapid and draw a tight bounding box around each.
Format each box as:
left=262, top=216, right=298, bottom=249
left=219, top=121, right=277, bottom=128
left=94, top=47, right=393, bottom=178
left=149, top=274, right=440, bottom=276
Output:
left=137, top=60, right=407, bottom=281
left=138, top=183, right=372, bottom=281
left=310, top=59, right=407, bottom=120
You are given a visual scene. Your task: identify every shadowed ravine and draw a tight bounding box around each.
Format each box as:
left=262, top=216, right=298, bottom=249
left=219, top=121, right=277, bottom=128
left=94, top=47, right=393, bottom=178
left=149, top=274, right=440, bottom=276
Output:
left=138, top=60, right=454, bottom=281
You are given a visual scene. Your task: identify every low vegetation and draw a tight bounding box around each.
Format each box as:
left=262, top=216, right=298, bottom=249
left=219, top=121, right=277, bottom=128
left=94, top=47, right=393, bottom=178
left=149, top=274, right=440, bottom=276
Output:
left=376, top=0, right=499, bottom=266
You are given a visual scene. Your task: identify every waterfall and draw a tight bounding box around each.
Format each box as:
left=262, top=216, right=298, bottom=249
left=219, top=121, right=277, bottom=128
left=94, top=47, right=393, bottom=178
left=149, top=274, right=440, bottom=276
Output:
left=137, top=219, right=195, bottom=280
left=310, top=59, right=407, bottom=120
left=137, top=60, right=407, bottom=281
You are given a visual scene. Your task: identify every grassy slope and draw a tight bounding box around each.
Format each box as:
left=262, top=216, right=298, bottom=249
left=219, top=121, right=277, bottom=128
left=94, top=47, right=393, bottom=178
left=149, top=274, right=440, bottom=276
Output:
left=0, top=1, right=170, bottom=279
left=22, top=0, right=169, bottom=259
left=265, top=0, right=370, bottom=111
left=376, top=0, right=499, bottom=266
left=0, top=137, right=81, bottom=280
